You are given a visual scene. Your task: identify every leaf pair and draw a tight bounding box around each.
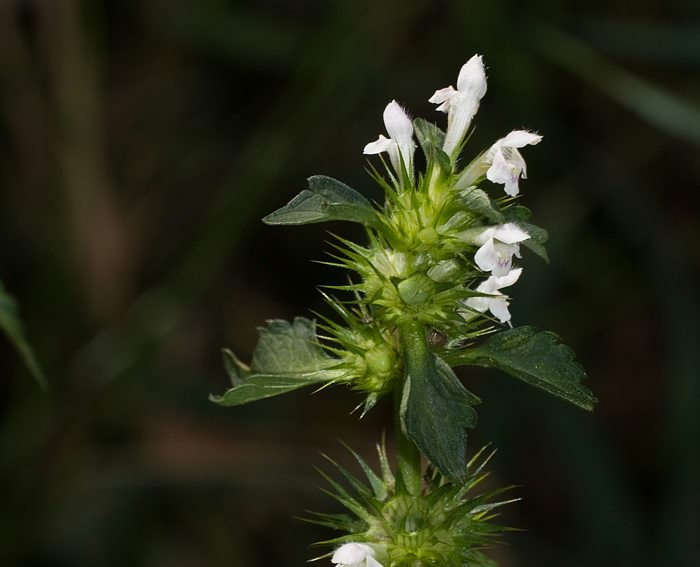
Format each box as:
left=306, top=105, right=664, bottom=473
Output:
left=399, top=323, right=596, bottom=484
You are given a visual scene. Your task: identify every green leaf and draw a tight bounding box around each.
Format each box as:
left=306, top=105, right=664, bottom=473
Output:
left=0, top=280, right=47, bottom=390
left=503, top=206, right=549, bottom=261
left=399, top=322, right=480, bottom=483
left=503, top=205, right=532, bottom=222
left=221, top=348, right=248, bottom=386
left=413, top=118, right=452, bottom=174
left=211, top=317, right=341, bottom=406
left=460, top=186, right=504, bottom=223
left=448, top=326, right=596, bottom=411
left=413, top=118, right=446, bottom=156
left=262, top=175, right=380, bottom=227
left=520, top=221, right=549, bottom=262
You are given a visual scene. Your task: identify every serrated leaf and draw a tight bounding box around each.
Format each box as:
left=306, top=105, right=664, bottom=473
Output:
left=211, top=317, right=341, bottom=406
left=520, top=221, right=549, bottom=262
left=399, top=322, right=480, bottom=483
left=460, top=186, right=504, bottom=223
left=262, top=175, right=380, bottom=227
left=448, top=326, right=596, bottom=411
left=0, top=280, right=47, bottom=390
left=413, top=118, right=452, bottom=174
left=503, top=206, right=549, bottom=261
left=413, top=118, right=446, bottom=157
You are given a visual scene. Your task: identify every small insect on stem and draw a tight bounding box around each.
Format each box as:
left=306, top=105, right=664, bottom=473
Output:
left=427, top=328, right=448, bottom=347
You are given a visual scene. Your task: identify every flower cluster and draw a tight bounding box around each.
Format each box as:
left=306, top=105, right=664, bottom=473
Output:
left=356, top=55, right=542, bottom=335
left=311, top=444, right=512, bottom=567
left=312, top=54, right=545, bottom=390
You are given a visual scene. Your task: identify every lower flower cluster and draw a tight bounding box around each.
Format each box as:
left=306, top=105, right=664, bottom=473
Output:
left=311, top=444, right=514, bottom=567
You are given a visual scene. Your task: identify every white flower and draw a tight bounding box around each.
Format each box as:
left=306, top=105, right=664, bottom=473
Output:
left=331, top=542, right=384, bottom=567
left=364, top=100, right=415, bottom=177
left=486, top=130, right=542, bottom=196
left=456, top=130, right=542, bottom=194
left=464, top=268, right=522, bottom=324
left=472, top=223, right=529, bottom=277
left=429, top=55, right=487, bottom=156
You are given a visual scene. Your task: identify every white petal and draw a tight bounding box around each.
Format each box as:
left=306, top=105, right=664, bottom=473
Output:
left=487, top=149, right=521, bottom=196
left=488, top=296, right=512, bottom=323
left=475, top=276, right=499, bottom=294
left=486, top=149, right=514, bottom=183
left=428, top=86, right=456, bottom=109
left=474, top=238, right=499, bottom=272
left=442, top=92, right=480, bottom=155
left=491, top=242, right=517, bottom=277
left=504, top=175, right=520, bottom=196
left=456, top=54, right=487, bottom=100
left=499, top=129, right=542, bottom=148
left=501, top=146, right=528, bottom=177
left=363, top=135, right=393, bottom=155
left=465, top=295, right=489, bottom=314
left=332, top=543, right=372, bottom=565
left=492, top=223, right=529, bottom=244
left=383, top=100, right=413, bottom=144
left=493, top=266, right=522, bottom=289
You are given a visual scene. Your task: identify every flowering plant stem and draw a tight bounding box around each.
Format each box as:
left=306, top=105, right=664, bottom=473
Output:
left=212, top=54, right=596, bottom=566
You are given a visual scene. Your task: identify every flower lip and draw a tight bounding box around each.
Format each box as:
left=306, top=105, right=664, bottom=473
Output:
left=455, top=129, right=542, bottom=191
left=486, top=130, right=542, bottom=196
left=464, top=268, right=523, bottom=324
left=363, top=100, right=415, bottom=179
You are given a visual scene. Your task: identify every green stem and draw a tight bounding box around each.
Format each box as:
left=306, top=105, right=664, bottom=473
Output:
left=395, top=319, right=424, bottom=497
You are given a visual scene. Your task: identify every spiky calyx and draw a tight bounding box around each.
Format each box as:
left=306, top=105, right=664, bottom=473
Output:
left=308, top=443, right=516, bottom=567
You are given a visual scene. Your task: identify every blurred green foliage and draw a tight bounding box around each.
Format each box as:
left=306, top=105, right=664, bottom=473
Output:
left=0, top=0, right=698, bottom=566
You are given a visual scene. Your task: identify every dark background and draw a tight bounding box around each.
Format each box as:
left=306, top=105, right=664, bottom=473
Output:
left=1, top=1, right=699, bottom=566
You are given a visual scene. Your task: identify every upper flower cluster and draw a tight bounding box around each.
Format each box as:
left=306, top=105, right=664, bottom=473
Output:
left=221, top=54, right=559, bottom=418
left=358, top=54, right=543, bottom=327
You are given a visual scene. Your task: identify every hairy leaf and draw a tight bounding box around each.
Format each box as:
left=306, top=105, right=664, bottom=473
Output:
left=211, top=317, right=341, bottom=406
left=413, top=118, right=446, bottom=157
left=503, top=206, right=549, bottom=261
left=460, top=186, right=504, bottom=223
left=0, top=280, right=47, bottom=390
left=519, top=221, right=549, bottom=262
left=400, top=322, right=480, bottom=483
left=448, top=326, right=595, bottom=410
left=263, top=175, right=380, bottom=227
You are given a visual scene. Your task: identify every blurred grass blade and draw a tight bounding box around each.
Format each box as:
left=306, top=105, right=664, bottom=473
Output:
left=529, top=19, right=700, bottom=145
left=0, top=280, right=47, bottom=390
